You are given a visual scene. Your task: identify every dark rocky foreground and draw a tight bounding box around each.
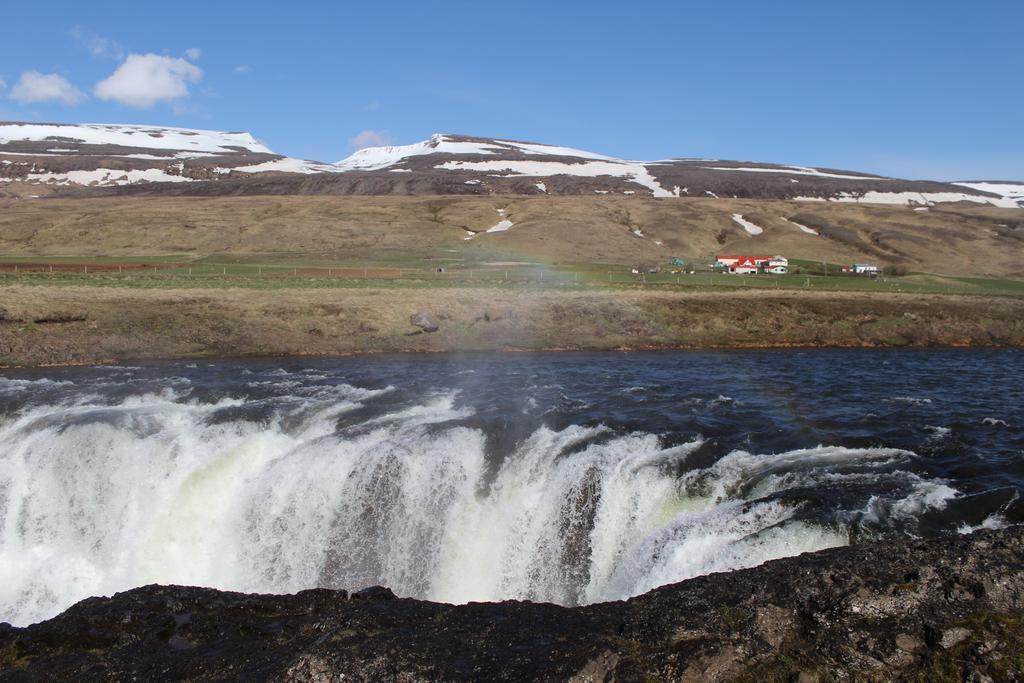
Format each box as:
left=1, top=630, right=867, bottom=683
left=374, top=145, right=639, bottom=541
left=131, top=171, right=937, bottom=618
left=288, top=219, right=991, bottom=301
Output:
left=2, top=529, right=1022, bottom=681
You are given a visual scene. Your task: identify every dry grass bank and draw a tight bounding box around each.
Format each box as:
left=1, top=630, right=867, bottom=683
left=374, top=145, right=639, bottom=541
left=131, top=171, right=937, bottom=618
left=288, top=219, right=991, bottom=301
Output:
left=1, top=284, right=1022, bottom=367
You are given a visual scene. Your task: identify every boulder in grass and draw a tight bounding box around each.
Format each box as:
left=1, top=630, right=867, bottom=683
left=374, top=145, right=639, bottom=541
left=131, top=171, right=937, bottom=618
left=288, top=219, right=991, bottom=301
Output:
left=410, top=311, right=440, bottom=333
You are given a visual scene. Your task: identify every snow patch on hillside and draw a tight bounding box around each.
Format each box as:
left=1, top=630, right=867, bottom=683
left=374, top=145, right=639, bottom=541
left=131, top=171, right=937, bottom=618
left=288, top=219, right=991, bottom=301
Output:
left=496, top=139, right=615, bottom=161
left=706, top=165, right=885, bottom=181
left=782, top=217, right=819, bottom=235
left=487, top=219, right=514, bottom=233
left=487, top=208, right=514, bottom=233
left=0, top=167, right=196, bottom=186
left=954, top=182, right=1024, bottom=207
left=434, top=159, right=674, bottom=197
left=731, top=214, right=764, bottom=235
left=233, top=157, right=340, bottom=174
left=0, top=123, right=271, bottom=154
left=463, top=208, right=514, bottom=240
left=795, top=190, right=1020, bottom=208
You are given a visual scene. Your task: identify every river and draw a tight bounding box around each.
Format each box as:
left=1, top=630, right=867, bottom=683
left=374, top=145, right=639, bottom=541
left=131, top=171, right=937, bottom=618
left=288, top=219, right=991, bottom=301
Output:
left=0, top=349, right=1021, bottom=625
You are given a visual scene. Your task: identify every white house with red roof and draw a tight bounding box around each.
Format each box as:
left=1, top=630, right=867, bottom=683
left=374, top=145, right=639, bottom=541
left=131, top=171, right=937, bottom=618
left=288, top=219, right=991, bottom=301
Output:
left=715, top=255, right=788, bottom=274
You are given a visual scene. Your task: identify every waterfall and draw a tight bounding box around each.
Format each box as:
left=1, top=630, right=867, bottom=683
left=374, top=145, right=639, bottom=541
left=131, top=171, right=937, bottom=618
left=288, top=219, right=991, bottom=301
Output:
left=0, top=374, right=955, bottom=626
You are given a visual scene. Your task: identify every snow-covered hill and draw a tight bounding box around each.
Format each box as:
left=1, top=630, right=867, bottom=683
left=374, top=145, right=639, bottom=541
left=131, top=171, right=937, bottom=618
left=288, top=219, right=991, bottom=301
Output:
left=0, top=122, right=333, bottom=187
left=333, top=134, right=615, bottom=171
left=2, top=123, right=1021, bottom=207
left=326, top=133, right=1021, bottom=207
left=0, top=123, right=273, bottom=154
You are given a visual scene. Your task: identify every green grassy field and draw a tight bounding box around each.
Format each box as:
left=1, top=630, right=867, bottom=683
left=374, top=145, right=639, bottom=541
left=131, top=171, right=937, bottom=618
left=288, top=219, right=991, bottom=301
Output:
left=1, top=254, right=1022, bottom=297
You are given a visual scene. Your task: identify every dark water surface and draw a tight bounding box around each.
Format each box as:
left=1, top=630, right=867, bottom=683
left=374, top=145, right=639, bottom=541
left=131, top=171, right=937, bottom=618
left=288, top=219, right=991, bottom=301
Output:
left=1, top=349, right=1021, bottom=625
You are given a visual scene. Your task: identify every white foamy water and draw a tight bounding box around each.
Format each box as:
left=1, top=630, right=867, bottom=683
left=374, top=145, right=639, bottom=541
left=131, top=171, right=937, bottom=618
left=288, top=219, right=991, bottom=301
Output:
left=0, top=380, right=956, bottom=626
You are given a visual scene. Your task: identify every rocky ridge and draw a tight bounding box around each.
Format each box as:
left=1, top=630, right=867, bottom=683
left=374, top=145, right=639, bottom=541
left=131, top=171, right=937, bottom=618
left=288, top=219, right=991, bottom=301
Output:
left=1, top=527, right=1021, bottom=681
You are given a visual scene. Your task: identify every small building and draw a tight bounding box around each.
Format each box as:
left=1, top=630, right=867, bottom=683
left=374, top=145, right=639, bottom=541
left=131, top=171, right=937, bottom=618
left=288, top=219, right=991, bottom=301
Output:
left=847, top=263, right=879, bottom=275
left=765, top=256, right=789, bottom=274
left=730, top=257, right=761, bottom=274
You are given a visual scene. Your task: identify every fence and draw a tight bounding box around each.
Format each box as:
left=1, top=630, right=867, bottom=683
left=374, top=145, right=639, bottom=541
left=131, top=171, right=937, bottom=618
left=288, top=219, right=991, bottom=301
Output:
left=0, top=261, right=1014, bottom=296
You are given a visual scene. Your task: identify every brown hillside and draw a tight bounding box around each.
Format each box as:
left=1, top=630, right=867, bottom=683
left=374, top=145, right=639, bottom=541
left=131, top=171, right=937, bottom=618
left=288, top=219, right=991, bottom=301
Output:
left=0, top=195, right=1020, bottom=277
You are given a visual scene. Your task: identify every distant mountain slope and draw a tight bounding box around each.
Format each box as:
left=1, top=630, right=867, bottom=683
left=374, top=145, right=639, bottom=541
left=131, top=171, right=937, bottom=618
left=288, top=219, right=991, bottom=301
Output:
left=2, top=124, right=1021, bottom=207
left=0, top=122, right=335, bottom=187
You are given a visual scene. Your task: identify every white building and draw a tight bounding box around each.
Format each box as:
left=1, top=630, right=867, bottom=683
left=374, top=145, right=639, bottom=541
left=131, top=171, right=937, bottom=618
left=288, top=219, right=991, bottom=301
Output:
left=765, top=256, right=789, bottom=274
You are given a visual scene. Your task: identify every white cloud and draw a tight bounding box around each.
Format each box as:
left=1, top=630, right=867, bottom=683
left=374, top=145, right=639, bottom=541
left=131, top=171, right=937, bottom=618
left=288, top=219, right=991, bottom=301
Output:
left=349, top=129, right=394, bottom=150
left=9, top=71, right=86, bottom=105
left=0, top=77, right=5, bottom=91
left=185, top=47, right=202, bottom=61
left=234, top=64, right=251, bottom=74
left=94, top=53, right=202, bottom=109
left=70, top=27, right=125, bottom=60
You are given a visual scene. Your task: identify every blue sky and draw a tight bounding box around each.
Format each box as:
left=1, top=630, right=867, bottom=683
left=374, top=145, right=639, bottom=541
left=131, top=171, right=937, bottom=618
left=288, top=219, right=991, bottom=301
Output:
left=1, top=0, right=1021, bottom=179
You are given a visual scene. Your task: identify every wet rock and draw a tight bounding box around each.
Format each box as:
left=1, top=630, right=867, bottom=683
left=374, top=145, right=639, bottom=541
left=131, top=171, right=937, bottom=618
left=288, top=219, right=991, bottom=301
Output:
left=409, top=311, right=439, bottom=333
left=570, top=650, right=619, bottom=681
left=754, top=605, right=794, bottom=648
left=941, top=626, right=973, bottom=649
left=0, top=528, right=1021, bottom=680
left=895, top=632, right=926, bottom=653
left=351, top=586, right=396, bottom=601
left=167, top=634, right=196, bottom=651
